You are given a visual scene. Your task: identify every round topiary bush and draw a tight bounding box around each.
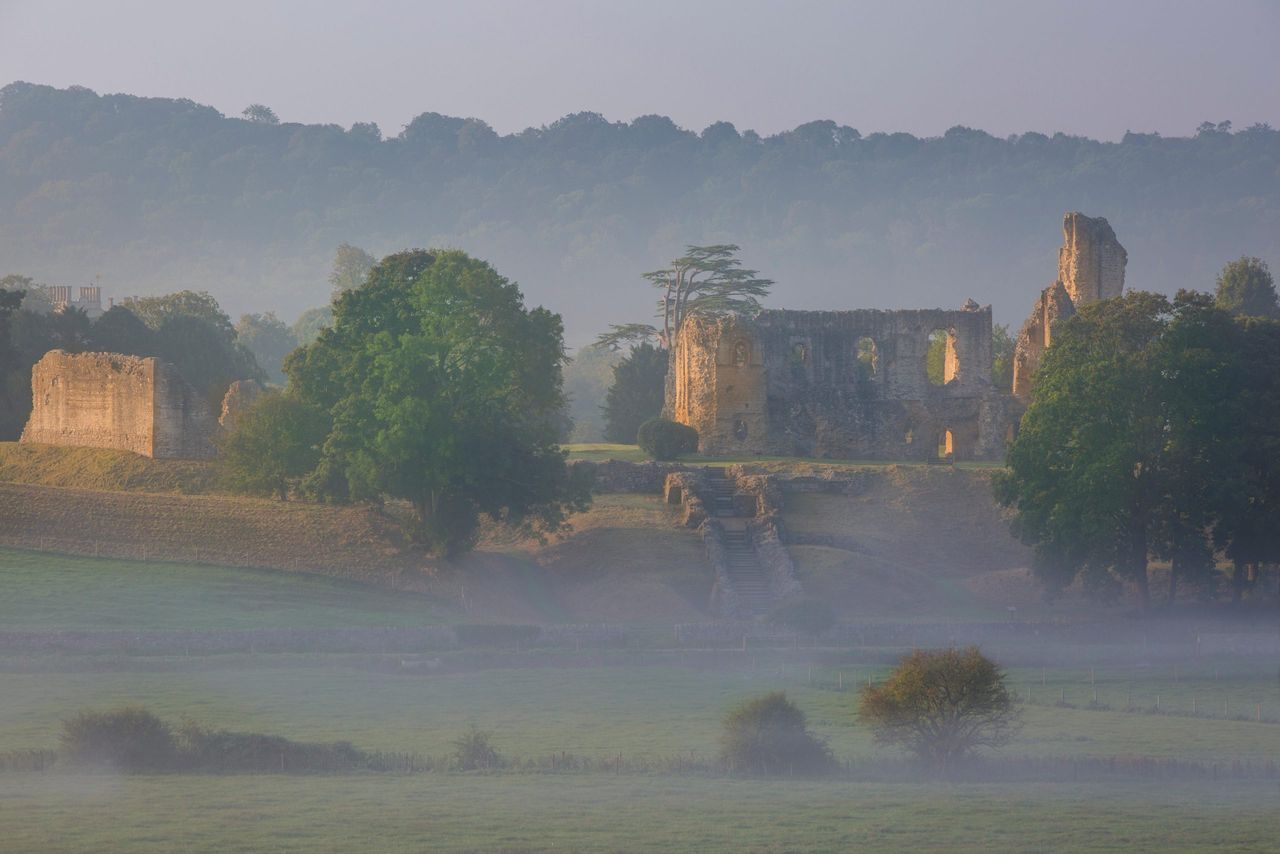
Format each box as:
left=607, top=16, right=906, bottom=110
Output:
left=719, top=692, right=833, bottom=775
left=636, top=418, right=699, bottom=461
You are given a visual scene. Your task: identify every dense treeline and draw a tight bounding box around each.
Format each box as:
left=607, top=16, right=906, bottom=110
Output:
left=1, top=83, right=1277, bottom=342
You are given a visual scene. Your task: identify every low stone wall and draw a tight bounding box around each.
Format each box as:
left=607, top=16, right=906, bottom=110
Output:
left=567, top=459, right=686, bottom=494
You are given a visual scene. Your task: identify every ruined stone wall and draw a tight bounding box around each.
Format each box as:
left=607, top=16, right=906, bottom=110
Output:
left=1012, top=212, right=1126, bottom=400
left=670, top=304, right=1012, bottom=461
left=20, top=350, right=217, bottom=459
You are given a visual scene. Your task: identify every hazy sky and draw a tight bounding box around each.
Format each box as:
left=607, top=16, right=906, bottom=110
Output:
left=1, top=0, right=1277, bottom=139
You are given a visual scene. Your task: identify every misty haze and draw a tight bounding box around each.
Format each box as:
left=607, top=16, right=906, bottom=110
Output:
left=0, top=2, right=1277, bottom=851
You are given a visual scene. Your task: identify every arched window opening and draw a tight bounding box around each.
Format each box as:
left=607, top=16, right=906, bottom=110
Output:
left=926, top=328, right=958, bottom=386
left=733, top=417, right=749, bottom=441
left=855, top=337, right=878, bottom=380
left=732, top=340, right=750, bottom=367
left=937, top=429, right=954, bottom=459
left=904, top=427, right=914, bottom=445
left=790, top=342, right=808, bottom=365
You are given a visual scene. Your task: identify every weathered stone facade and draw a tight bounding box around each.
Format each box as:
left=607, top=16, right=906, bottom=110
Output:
left=20, top=350, right=218, bottom=459
left=1012, top=212, right=1127, bottom=400
left=669, top=304, right=1013, bottom=461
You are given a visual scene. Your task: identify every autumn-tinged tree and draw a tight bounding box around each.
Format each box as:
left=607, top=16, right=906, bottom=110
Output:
left=328, top=243, right=375, bottom=297
left=858, top=647, right=1020, bottom=768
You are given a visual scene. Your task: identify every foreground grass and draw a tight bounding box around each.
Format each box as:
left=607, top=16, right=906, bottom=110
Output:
left=0, top=775, right=1272, bottom=852
left=0, top=549, right=446, bottom=630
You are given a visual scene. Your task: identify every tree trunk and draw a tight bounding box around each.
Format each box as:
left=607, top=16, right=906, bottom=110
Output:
left=1231, top=558, right=1247, bottom=605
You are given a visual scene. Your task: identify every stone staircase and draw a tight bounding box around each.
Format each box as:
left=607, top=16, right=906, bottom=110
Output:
left=705, top=470, right=771, bottom=616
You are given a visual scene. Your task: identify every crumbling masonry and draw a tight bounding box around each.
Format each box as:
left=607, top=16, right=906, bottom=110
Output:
left=20, top=350, right=256, bottom=459
left=668, top=211, right=1125, bottom=460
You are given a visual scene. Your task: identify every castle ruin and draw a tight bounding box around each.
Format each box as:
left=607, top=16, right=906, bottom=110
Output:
left=20, top=350, right=222, bottom=459
left=1012, top=213, right=1127, bottom=399
left=668, top=211, right=1126, bottom=460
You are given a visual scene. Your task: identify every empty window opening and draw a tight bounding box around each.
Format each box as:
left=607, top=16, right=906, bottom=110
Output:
left=790, top=342, right=809, bottom=365
left=855, top=337, right=878, bottom=380
left=904, top=428, right=914, bottom=445
left=926, top=328, right=958, bottom=386
left=733, top=417, right=749, bottom=441
left=732, top=340, right=750, bottom=367
left=937, top=429, right=954, bottom=459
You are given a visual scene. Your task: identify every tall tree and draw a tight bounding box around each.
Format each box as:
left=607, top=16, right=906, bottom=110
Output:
left=241, top=104, right=279, bottom=125
left=597, top=245, right=773, bottom=350
left=602, top=341, right=667, bottom=443
left=87, top=305, right=156, bottom=356
left=235, top=311, right=298, bottom=383
left=1213, top=316, right=1280, bottom=602
left=328, top=243, right=375, bottom=297
left=1214, top=256, right=1279, bottom=318
left=218, top=391, right=329, bottom=500
left=287, top=249, right=591, bottom=556
left=122, top=290, right=235, bottom=337
left=995, top=292, right=1171, bottom=611
left=155, top=315, right=263, bottom=408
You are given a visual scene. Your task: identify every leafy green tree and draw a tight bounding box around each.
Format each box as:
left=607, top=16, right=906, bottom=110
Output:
left=995, top=292, right=1172, bottom=610
left=287, top=249, right=591, bottom=556
left=328, top=243, right=375, bottom=297
left=242, top=104, right=279, bottom=125
left=156, top=315, right=263, bottom=408
left=597, top=245, right=773, bottom=350
left=123, top=290, right=235, bottom=337
left=87, top=305, right=156, bottom=356
left=602, top=341, right=667, bottom=443
left=1149, top=292, right=1244, bottom=603
left=235, top=311, right=298, bottom=383
left=218, top=391, right=329, bottom=500
left=292, top=305, right=333, bottom=346
left=0, top=287, right=25, bottom=438
left=720, top=692, right=832, bottom=775
left=991, top=323, right=1015, bottom=390
left=858, top=647, right=1020, bottom=768
left=562, top=344, right=619, bottom=443
left=1214, top=257, right=1278, bottom=318
left=1213, top=316, right=1280, bottom=602
left=925, top=329, right=948, bottom=386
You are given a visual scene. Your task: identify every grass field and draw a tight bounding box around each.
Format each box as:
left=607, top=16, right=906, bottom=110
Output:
left=0, top=549, right=448, bottom=630
left=2, top=776, right=1273, bottom=852
left=563, top=443, right=1005, bottom=469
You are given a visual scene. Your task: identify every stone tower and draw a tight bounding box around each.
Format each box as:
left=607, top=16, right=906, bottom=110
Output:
left=1057, top=212, right=1127, bottom=305
left=1012, top=212, right=1127, bottom=400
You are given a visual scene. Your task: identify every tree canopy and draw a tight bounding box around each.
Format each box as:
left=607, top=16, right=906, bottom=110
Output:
left=602, top=341, right=667, bottom=443
left=286, top=249, right=591, bottom=556
left=6, top=83, right=1278, bottom=343
left=995, top=290, right=1280, bottom=609
left=1214, top=257, right=1278, bottom=318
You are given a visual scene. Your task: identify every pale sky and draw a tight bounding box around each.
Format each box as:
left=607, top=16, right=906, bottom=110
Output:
left=1, top=0, right=1277, bottom=140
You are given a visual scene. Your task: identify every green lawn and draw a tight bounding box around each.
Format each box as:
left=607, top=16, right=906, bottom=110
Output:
left=1, top=776, right=1273, bottom=852
left=0, top=548, right=447, bottom=630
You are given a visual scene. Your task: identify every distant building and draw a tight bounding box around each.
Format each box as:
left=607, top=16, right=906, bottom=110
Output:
left=48, top=284, right=107, bottom=318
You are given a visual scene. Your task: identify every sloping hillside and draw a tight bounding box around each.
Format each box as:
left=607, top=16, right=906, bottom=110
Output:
left=0, top=443, right=218, bottom=493
left=778, top=465, right=1033, bottom=617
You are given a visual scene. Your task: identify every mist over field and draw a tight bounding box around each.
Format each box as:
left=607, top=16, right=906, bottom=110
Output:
left=2, top=81, right=1279, bottom=342
left=2, top=2, right=1279, bottom=851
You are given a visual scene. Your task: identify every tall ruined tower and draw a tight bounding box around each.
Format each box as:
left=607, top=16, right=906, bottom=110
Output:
left=1012, top=213, right=1127, bottom=400
left=1057, top=213, right=1127, bottom=305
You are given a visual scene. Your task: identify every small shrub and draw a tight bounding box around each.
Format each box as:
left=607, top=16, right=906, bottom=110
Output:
left=719, top=692, right=833, bottom=775
left=769, top=598, right=837, bottom=638
left=451, top=724, right=502, bottom=771
left=636, top=418, right=698, bottom=461
left=59, top=706, right=177, bottom=771
left=176, top=720, right=368, bottom=772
